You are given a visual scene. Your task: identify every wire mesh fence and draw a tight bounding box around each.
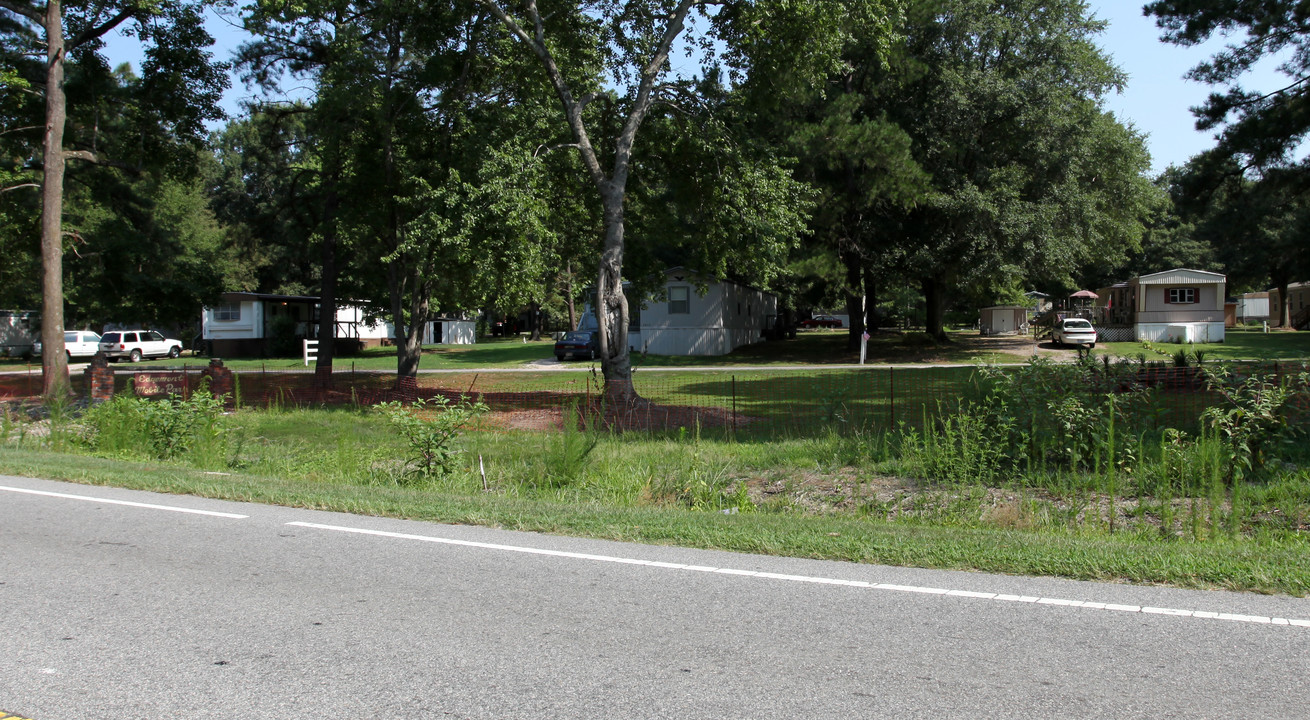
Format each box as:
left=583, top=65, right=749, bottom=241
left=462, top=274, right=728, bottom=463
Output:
left=5, top=360, right=1304, bottom=438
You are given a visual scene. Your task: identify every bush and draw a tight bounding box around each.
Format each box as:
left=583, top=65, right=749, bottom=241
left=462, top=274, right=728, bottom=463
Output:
left=539, top=401, right=599, bottom=488
left=1200, top=364, right=1310, bottom=482
left=897, top=406, right=1008, bottom=485
left=970, top=355, right=1153, bottom=472
left=375, top=395, right=487, bottom=481
left=81, top=386, right=227, bottom=461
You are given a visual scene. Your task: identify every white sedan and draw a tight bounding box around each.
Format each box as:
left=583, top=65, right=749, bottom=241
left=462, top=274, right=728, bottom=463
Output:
left=1052, top=318, right=1097, bottom=348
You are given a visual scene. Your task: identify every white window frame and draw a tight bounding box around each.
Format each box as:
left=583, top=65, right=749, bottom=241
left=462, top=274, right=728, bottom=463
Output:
left=1167, top=287, right=1197, bottom=304
left=668, top=286, right=690, bottom=315
left=214, top=303, right=242, bottom=321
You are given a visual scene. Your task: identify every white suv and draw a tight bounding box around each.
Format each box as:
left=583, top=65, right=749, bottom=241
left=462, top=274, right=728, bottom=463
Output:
left=1052, top=318, right=1097, bottom=348
left=98, top=330, right=183, bottom=362
left=35, top=330, right=103, bottom=360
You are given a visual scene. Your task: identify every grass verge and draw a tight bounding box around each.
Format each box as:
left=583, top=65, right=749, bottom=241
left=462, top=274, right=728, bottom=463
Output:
left=4, top=443, right=1308, bottom=596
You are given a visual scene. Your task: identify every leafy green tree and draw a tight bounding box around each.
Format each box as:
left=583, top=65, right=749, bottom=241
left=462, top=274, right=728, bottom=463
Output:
left=207, top=108, right=323, bottom=297
left=0, top=0, right=226, bottom=396
left=750, top=8, right=927, bottom=347
left=63, top=156, right=233, bottom=331
left=241, top=1, right=562, bottom=379
left=1146, top=1, right=1310, bottom=323
left=867, top=0, right=1155, bottom=339
left=471, top=0, right=834, bottom=404
left=1176, top=162, right=1310, bottom=326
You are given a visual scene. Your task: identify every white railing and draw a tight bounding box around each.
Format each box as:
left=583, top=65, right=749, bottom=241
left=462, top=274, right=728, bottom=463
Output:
left=302, top=338, right=318, bottom=367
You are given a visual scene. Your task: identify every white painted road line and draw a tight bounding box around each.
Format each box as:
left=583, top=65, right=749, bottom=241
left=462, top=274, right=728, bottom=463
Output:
left=0, top=485, right=249, bottom=519
left=287, top=520, right=1310, bottom=631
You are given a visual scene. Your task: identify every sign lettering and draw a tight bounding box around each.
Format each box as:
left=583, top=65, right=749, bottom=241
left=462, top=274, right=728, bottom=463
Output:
left=134, top=372, right=189, bottom=398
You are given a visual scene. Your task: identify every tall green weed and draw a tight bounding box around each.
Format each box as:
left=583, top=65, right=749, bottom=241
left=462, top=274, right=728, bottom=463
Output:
left=376, top=395, right=487, bottom=482
left=538, top=401, right=600, bottom=488
left=81, top=386, right=227, bottom=462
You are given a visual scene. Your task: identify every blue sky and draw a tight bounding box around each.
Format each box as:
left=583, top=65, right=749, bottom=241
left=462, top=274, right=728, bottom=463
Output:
left=1088, top=3, right=1281, bottom=176
left=104, top=3, right=1280, bottom=177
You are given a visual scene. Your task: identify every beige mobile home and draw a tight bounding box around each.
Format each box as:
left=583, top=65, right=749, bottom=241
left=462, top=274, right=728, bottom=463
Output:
left=1095, top=269, right=1226, bottom=343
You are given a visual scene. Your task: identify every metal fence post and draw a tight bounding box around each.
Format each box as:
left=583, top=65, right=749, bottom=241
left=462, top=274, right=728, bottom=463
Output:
left=732, top=375, right=737, bottom=436
left=889, top=366, right=895, bottom=429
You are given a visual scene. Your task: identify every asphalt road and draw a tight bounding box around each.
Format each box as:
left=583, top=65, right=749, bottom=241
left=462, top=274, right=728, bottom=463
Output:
left=3, top=475, right=1308, bottom=719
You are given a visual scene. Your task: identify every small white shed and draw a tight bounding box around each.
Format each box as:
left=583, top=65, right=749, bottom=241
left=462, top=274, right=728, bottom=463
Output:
left=979, top=306, right=1027, bottom=335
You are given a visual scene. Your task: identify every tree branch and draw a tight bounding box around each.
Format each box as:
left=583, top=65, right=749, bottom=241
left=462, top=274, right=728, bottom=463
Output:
left=63, top=149, right=99, bottom=163
left=68, top=7, right=140, bottom=51
left=0, top=124, right=44, bottom=136
left=1, top=182, right=40, bottom=194
left=613, top=0, right=698, bottom=185
left=472, top=0, right=606, bottom=186
left=534, top=142, right=581, bottom=157
left=0, top=0, right=42, bottom=23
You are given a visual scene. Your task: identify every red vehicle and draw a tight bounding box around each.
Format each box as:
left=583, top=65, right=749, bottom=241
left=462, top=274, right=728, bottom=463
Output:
left=799, top=314, right=843, bottom=328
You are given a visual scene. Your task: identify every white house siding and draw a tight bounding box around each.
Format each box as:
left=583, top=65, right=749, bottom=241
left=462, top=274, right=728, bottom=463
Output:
left=1136, top=322, right=1226, bottom=343
left=335, top=305, right=390, bottom=342
left=0, top=311, right=39, bottom=356
left=1236, top=293, right=1270, bottom=322
left=427, top=320, right=475, bottom=345
left=719, top=281, right=775, bottom=351
left=635, top=279, right=727, bottom=356
left=585, top=272, right=776, bottom=356
left=202, top=300, right=264, bottom=340
left=1135, top=287, right=1225, bottom=323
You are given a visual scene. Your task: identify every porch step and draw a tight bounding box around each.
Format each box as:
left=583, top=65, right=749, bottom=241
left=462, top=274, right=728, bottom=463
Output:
left=1291, top=306, right=1310, bottom=330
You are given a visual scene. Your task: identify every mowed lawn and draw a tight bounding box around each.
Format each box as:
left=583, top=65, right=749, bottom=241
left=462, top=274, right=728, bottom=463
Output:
left=1094, top=326, right=1310, bottom=363
left=6, top=326, right=1305, bottom=375
left=120, top=329, right=1031, bottom=372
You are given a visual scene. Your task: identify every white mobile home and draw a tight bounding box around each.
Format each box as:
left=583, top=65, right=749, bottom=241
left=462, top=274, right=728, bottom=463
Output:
left=1235, top=292, right=1271, bottom=324
left=0, top=310, right=38, bottom=357
left=202, top=292, right=475, bottom=358
left=581, top=269, right=777, bottom=356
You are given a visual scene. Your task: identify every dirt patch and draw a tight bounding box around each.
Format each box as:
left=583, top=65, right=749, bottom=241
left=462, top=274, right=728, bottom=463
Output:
left=479, top=401, right=752, bottom=434
left=964, top=333, right=1074, bottom=361
left=727, top=467, right=1285, bottom=536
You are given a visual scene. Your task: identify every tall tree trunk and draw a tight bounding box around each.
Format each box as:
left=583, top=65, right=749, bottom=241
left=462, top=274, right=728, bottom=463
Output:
left=596, top=189, right=637, bottom=405
left=528, top=300, right=542, bottom=341
left=39, top=1, right=69, bottom=399
left=313, top=163, right=342, bottom=385
left=388, top=263, right=408, bottom=377
left=841, top=246, right=864, bottom=352
left=399, top=274, right=428, bottom=380
left=477, top=0, right=697, bottom=411
left=1272, top=268, right=1292, bottom=327
left=564, top=262, right=577, bottom=331
left=923, top=275, right=949, bottom=341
